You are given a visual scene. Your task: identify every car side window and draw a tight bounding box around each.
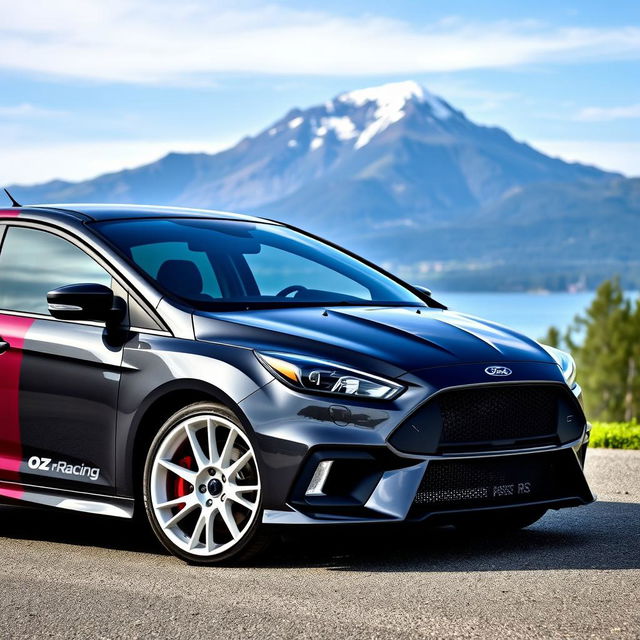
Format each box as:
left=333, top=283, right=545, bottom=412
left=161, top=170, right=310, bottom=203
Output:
left=130, top=241, right=222, bottom=299
left=0, top=226, right=112, bottom=315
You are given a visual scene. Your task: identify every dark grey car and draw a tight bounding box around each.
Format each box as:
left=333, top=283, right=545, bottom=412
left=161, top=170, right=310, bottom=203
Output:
left=0, top=203, right=594, bottom=564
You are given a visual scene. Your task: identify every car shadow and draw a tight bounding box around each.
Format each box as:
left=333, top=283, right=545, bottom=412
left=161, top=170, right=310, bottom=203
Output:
left=0, top=505, right=165, bottom=555
left=264, top=500, right=640, bottom=572
left=0, top=500, right=638, bottom=572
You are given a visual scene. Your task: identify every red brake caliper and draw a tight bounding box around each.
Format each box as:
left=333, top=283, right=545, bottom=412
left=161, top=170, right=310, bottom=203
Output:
left=172, top=455, right=194, bottom=501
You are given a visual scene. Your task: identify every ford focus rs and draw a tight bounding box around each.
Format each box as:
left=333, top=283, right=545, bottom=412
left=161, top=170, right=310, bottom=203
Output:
left=0, top=202, right=594, bottom=564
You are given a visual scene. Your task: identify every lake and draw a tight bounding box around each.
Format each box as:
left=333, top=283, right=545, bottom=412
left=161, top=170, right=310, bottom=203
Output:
left=437, top=291, right=599, bottom=341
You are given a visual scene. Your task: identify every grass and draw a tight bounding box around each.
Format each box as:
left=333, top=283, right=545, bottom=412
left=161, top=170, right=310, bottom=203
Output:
left=590, top=421, right=640, bottom=450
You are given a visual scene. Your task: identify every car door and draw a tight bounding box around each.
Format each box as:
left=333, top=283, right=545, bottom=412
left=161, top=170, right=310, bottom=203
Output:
left=0, top=223, right=123, bottom=494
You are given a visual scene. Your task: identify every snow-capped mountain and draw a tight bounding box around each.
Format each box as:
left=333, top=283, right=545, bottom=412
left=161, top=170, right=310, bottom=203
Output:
left=273, top=81, right=455, bottom=153
left=14, top=80, right=608, bottom=215
left=10, top=81, right=639, bottom=290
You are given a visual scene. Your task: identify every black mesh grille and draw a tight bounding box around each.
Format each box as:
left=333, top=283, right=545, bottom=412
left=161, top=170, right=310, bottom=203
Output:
left=438, top=385, right=558, bottom=449
left=413, top=451, right=575, bottom=510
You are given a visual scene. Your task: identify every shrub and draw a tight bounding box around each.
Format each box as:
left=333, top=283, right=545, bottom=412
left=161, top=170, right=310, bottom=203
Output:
left=590, top=421, right=640, bottom=450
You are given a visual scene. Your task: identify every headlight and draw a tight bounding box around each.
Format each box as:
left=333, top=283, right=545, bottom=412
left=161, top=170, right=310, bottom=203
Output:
left=255, top=351, right=405, bottom=400
left=540, top=344, right=577, bottom=387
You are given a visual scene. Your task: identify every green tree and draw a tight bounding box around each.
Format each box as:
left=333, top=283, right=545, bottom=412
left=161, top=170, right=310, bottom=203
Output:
left=565, top=278, right=639, bottom=422
left=539, top=325, right=561, bottom=348
left=627, top=300, right=640, bottom=421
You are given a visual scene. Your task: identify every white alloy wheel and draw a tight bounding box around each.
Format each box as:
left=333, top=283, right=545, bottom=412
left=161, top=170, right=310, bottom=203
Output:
left=148, top=412, right=261, bottom=558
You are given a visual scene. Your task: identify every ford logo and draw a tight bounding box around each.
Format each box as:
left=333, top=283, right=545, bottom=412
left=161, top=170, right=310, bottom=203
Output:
left=485, top=366, right=512, bottom=377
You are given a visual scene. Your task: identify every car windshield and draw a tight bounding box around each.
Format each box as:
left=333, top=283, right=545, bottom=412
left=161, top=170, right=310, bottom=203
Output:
left=94, top=218, right=424, bottom=309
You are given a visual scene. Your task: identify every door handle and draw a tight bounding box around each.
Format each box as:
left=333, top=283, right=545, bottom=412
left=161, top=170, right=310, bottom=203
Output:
left=0, top=338, right=10, bottom=355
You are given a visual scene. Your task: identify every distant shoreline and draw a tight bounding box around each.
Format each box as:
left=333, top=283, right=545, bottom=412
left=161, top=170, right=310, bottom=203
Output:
left=434, top=289, right=638, bottom=295
left=435, top=291, right=638, bottom=340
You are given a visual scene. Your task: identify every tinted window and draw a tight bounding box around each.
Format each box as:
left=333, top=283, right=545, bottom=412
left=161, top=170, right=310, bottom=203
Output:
left=95, top=218, right=424, bottom=309
left=131, top=241, right=222, bottom=298
left=0, top=226, right=112, bottom=315
left=245, top=244, right=369, bottom=299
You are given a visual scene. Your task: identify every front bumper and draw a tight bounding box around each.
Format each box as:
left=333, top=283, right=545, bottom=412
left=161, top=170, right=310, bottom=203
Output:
left=262, top=434, right=593, bottom=525
left=237, top=363, right=595, bottom=526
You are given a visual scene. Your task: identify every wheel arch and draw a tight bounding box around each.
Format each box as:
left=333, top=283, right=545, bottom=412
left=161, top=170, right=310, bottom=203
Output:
left=119, top=379, right=255, bottom=502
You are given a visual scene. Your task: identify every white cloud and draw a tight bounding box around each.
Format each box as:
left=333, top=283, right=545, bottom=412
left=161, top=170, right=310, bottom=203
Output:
left=575, top=103, right=640, bottom=122
left=1, top=138, right=235, bottom=185
left=0, top=103, right=67, bottom=118
left=531, top=139, right=640, bottom=177
left=0, top=1, right=639, bottom=83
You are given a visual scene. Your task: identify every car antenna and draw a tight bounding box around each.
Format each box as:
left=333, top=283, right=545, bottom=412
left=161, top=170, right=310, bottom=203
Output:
left=3, top=188, right=21, bottom=207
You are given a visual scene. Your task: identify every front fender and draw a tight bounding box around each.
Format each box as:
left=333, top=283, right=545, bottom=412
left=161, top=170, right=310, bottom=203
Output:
left=115, top=332, right=272, bottom=496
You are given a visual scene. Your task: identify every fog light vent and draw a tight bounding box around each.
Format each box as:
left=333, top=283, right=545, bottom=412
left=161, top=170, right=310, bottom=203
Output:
left=305, top=460, right=333, bottom=496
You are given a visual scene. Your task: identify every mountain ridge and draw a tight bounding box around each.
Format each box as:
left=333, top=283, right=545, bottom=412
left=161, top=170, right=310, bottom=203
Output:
left=9, top=80, right=638, bottom=291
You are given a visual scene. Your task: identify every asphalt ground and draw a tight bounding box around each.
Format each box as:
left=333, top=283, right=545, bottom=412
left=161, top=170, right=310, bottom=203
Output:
left=0, top=447, right=638, bottom=639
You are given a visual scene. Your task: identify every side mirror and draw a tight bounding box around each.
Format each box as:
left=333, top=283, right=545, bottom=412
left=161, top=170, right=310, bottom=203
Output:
left=47, top=283, right=118, bottom=323
left=412, top=284, right=447, bottom=310
left=413, top=285, right=432, bottom=297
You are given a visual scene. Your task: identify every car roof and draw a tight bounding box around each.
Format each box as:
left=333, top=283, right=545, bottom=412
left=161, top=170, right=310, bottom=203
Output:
left=16, top=203, right=268, bottom=223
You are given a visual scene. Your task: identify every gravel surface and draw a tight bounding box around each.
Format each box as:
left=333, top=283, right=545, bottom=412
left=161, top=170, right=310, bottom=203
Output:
left=0, top=448, right=638, bottom=639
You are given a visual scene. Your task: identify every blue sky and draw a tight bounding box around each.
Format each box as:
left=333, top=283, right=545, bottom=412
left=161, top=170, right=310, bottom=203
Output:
left=1, top=0, right=639, bottom=184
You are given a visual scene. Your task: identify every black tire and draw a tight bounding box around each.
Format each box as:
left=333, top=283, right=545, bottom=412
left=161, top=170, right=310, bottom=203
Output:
left=455, top=506, right=548, bottom=533
left=143, top=401, right=271, bottom=565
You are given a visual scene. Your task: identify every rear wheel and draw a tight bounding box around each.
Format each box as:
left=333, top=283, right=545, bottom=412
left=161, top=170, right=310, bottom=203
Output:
left=143, top=402, right=269, bottom=564
left=455, top=506, right=548, bottom=533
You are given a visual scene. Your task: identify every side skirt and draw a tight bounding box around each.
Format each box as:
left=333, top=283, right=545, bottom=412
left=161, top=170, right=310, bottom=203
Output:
left=0, top=480, right=134, bottom=518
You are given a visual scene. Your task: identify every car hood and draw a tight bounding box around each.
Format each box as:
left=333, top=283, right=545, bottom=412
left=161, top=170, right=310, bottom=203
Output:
left=193, top=305, right=556, bottom=375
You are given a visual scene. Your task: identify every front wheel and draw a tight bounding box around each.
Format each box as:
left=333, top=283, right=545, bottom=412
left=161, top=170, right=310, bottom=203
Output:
left=143, top=402, right=269, bottom=564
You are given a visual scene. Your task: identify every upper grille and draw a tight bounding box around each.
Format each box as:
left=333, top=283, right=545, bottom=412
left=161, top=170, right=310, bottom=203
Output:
left=438, top=385, right=558, bottom=450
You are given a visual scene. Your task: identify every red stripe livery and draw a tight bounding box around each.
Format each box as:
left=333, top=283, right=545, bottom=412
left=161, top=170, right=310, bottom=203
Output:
left=0, top=314, right=35, bottom=497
